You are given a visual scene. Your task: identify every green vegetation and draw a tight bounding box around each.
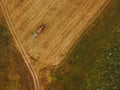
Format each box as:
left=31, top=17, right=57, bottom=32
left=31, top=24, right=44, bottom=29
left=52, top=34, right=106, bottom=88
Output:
left=0, top=17, right=20, bottom=90
left=0, top=16, right=34, bottom=90
left=47, top=0, right=120, bottom=90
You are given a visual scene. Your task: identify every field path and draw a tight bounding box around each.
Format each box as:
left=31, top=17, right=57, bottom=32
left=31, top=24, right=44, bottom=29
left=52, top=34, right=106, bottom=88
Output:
left=0, top=1, right=39, bottom=90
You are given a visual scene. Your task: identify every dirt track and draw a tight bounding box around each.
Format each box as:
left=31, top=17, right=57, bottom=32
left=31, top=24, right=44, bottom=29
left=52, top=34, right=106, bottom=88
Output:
left=0, top=0, right=110, bottom=90
left=0, top=1, right=39, bottom=90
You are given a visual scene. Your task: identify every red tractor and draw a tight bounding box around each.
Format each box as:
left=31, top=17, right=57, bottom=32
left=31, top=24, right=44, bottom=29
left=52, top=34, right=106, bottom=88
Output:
left=32, top=25, right=45, bottom=39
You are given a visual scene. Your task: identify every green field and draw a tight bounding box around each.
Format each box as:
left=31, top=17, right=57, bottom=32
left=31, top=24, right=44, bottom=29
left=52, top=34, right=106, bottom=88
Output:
left=0, top=16, right=34, bottom=90
left=47, top=0, right=120, bottom=90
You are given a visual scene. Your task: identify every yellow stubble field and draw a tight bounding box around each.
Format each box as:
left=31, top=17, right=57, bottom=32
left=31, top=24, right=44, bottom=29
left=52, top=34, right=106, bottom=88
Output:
left=1, top=0, right=110, bottom=72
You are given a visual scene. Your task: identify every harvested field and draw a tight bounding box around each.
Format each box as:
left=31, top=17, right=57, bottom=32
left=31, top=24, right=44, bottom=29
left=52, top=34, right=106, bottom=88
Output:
left=1, top=0, right=110, bottom=68
left=0, top=0, right=110, bottom=90
left=0, top=0, right=110, bottom=89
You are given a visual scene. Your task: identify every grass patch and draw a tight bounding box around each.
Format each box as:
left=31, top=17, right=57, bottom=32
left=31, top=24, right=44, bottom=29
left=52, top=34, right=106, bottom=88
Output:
left=0, top=17, right=20, bottom=90
left=47, top=0, right=120, bottom=90
left=0, top=16, right=34, bottom=90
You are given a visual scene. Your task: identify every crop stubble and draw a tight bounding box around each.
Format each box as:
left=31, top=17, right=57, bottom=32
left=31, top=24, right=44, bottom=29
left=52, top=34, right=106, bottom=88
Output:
left=1, top=0, right=110, bottom=71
